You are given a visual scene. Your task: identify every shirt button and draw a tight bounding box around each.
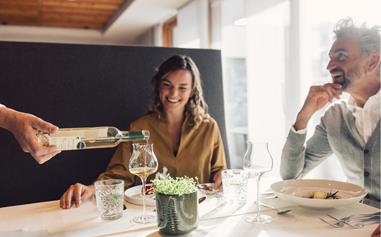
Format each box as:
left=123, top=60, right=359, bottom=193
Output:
left=364, top=149, right=369, bottom=154
left=364, top=171, right=370, bottom=177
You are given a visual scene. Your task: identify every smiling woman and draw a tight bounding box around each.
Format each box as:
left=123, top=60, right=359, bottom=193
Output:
left=59, top=54, right=227, bottom=209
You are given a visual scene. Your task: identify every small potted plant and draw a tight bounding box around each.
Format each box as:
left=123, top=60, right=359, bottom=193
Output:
left=152, top=175, right=198, bottom=235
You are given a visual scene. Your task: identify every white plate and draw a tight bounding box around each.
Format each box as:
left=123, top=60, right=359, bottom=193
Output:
left=271, top=179, right=367, bottom=209
left=124, top=184, right=156, bottom=207
left=125, top=183, right=213, bottom=206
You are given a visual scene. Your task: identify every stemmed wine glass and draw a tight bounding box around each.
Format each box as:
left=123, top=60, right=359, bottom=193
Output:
left=129, top=143, right=158, bottom=224
left=243, top=141, right=274, bottom=224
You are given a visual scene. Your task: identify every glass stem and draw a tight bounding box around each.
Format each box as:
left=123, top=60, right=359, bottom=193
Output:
left=141, top=177, right=147, bottom=221
left=255, top=173, right=262, bottom=219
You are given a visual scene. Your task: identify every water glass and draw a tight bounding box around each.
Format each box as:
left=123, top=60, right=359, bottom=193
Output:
left=221, top=169, right=249, bottom=204
left=95, top=179, right=124, bottom=220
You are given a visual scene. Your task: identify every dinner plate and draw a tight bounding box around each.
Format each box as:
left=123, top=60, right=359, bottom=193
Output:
left=271, top=179, right=367, bottom=209
left=124, top=184, right=156, bottom=207
left=124, top=184, right=210, bottom=206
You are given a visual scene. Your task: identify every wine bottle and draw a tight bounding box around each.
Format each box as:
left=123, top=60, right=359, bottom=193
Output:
left=37, top=127, right=149, bottom=151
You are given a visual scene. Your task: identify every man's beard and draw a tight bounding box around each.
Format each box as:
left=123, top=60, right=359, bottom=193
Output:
left=330, top=65, right=364, bottom=91
left=330, top=68, right=349, bottom=90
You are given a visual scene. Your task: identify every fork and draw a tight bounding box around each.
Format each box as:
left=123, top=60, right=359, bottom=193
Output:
left=326, top=214, right=364, bottom=229
left=255, top=202, right=292, bottom=215
left=330, top=212, right=380, bottom=227
left=340, top=211, right=380, bottom=222
left=319, top=217, right=342, bottom=228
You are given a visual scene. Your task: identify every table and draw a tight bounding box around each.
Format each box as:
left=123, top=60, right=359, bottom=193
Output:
left=0, top=184, right=379, bottom=237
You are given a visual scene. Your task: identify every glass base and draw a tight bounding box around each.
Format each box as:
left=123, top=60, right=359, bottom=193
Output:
left=132, top=214, right=155, bottom=224
left=245, top=214, right=272, bottom=224
left=101, top=212, right=123, bottom=220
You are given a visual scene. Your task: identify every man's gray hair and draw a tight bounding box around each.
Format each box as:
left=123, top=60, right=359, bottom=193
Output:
left=334, top=18, right=380, bottom=55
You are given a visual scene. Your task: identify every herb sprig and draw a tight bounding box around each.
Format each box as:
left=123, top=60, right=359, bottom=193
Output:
left=152, top=174, right=198, bottom=196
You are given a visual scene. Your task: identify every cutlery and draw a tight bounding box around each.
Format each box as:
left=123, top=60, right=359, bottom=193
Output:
left=198, top=196, right=206, bottom=204
left=326, top=214, right=363, bottom=229
left=340, top=211, right=380, bottom=222
left=198, top=184, right=214, bottom=192
left=256, top=202, right=292, bottom=215
left=319, top=217, right=342, bottom=228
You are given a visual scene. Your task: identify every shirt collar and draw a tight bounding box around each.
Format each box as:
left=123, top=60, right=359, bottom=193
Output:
left=347, top=89, right=380, bottom=111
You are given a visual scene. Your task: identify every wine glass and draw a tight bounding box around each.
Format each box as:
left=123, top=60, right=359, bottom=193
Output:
left=129, top=143, right=158, bottom=224
left=243, top=141, right=274, bottom=224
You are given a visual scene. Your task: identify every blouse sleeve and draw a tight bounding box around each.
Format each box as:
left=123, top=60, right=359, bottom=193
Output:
left=210, top=120, right=227, bottom=180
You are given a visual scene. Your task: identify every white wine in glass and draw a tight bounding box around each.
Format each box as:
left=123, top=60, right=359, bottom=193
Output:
left=129, top=167, right=157, bottom=180
left=243, top=141, right=274, bottom=224
left=129, top=143, right=158, bottom=224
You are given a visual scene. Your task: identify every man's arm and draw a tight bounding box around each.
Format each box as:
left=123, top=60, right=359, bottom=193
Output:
left=280, top=83, right=341, bottom=180
left=280, top=119, right=333, bottom=180
left=0, top=105, right=60, bottom=164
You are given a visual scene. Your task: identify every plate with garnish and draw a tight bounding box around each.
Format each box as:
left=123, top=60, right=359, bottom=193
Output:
left=124, top=183, right=156, bottom=206
left=271, top=179, right=367, bottom=209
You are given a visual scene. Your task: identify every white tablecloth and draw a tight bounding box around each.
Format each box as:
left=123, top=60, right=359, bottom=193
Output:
left=0, top=182, right=379, bottom=237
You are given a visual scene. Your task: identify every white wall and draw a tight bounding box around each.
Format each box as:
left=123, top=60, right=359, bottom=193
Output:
left=172, top=0, right=209, bottom=48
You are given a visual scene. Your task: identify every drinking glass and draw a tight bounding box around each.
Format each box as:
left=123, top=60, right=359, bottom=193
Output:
left=94, top=179, right=124, bottom=220
left=129, top=143, right=158, bottom=224
left=221, top=169, right=249, bottom=205
left=243, top=141, right=274, bottom=224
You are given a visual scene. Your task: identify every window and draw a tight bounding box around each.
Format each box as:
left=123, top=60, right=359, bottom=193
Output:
left=211, top=0, right=380, bottom=180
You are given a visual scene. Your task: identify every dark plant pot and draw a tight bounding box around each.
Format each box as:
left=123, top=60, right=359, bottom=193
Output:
left=156, top=192, right=198, bottom=235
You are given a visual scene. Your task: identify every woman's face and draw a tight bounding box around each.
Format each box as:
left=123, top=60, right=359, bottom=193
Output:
left=159, top=69, right=193, bottom=114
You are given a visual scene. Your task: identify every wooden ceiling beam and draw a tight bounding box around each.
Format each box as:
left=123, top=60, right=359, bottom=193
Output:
left=41, top=20, right=103, bottom=29
left=0, top=0, right=127, bottom=30
left=0, top=15, right=39, bottom=25
left=0, top=8, right=39, bottom=16
left=41, top=13, right=109, bottom=24
left=41, top=6, right=114, bottom=16
left=42, top=0, right=121, bottom=10
left=0, top=0, right=38, bottom=4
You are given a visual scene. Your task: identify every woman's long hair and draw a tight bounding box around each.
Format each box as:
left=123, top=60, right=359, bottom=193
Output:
left=149, top=55, right=209, bottom=126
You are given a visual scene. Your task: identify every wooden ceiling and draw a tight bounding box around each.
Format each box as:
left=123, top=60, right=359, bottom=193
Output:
left=0, top=0, right=133, bottom=31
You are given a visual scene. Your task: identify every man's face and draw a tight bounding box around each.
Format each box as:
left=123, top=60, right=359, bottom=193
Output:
left=326, top=37, right=367, bottom=91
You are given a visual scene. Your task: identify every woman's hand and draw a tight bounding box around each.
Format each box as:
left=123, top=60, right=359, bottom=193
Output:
left=60, top=183, right=95, bottom=209
left=212, top=171, right=222, bottom=189
left=371, top=224, right=380, bottom=237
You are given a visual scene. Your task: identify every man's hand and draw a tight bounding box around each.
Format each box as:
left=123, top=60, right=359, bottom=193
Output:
left=60, top=183, right=95, bottom=209
left=2, top=108, right=60, bottom=164
left=294, top=83, right=342, bottom=130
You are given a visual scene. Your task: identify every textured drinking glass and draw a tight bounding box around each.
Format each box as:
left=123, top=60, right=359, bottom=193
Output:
left=221, top=169, right=249, bottom=204
left=95, top=179, right=124, bottom=220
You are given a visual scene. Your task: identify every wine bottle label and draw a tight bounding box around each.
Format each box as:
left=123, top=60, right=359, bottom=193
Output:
left=46, top=127, right=109, bottom=150
left=49, top=136, right=84, bottom=150
left=37, top=127, right=149, bottom=151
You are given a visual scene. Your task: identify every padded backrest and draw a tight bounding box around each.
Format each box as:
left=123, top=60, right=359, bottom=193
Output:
left=0, top=41, right=228, bottom=207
